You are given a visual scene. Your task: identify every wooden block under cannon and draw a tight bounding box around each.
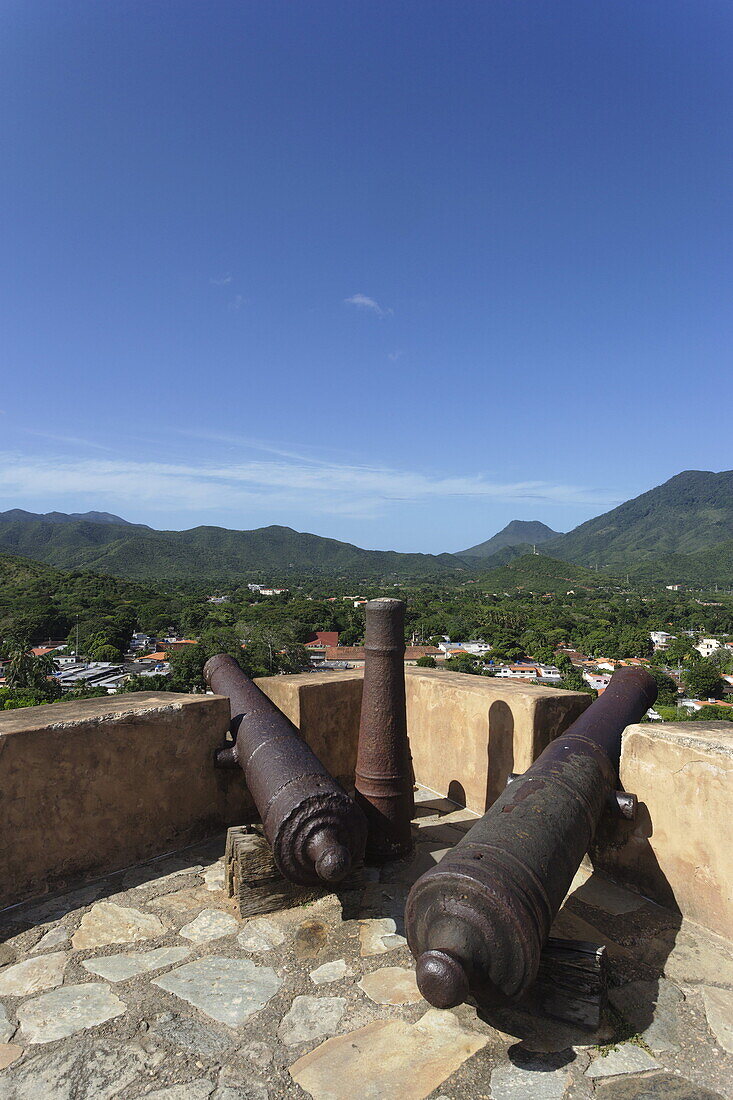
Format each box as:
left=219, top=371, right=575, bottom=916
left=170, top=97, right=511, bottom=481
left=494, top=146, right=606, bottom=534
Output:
left=524, top=938, right=608, bottom=1030
left=225, top=825, right=322, bottom=917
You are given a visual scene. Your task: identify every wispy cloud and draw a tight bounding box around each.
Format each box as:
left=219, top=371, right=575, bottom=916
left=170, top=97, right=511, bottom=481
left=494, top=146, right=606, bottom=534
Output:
left=0, top=451, right=621, bottom=523
left=388, top=350, right=403, bottom=362
left=209, top=274, right=233, bottom=286
left=20, top=429, right=114, bottom=452
left=344, top=293, right=392, bottom=318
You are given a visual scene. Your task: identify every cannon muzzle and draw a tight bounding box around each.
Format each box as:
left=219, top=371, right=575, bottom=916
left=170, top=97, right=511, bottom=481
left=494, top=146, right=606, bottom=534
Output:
left=205, top=654, right=367, bottom=887
left=405, top=666, right=657, bottom=1008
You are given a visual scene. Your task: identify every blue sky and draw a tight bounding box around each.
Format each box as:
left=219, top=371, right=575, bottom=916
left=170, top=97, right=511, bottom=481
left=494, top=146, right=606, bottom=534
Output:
left=1, top=1, right=731, bottom=553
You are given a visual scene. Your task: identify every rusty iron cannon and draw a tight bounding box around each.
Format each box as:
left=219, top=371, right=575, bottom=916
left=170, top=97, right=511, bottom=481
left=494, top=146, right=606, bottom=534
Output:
left=405, top=666, right=657, bottom=1009
left=206, top=654, right=366, bottom=887
left=354, top=597, right=414, bottom=863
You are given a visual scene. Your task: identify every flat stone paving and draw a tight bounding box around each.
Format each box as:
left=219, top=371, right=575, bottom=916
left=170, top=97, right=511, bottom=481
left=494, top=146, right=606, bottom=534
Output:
left=0, top=790, right=732, bottom=1099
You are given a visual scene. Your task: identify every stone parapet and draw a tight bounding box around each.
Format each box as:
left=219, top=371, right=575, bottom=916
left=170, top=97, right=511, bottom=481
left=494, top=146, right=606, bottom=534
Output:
left=256, top=668, right=591, bottom=814
left=255, top=670, right=364, bottom=792
left=403, top=667, right=592, bottom=812
left=0, top=692, right=249, bottom=910
left=593, top=721, right=733, bottom=940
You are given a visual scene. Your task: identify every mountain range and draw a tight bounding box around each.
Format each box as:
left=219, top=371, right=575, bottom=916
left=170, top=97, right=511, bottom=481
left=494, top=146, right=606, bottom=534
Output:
left=0, top=514, right=462, bottom=583
left=1, top=469, right=732, bottom=586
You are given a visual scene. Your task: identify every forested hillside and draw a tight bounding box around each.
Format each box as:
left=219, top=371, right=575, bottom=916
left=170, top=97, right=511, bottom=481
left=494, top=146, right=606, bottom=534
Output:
left=546, top=470, right=733, bottom=570
left=0, top=515, right=467, bottom=583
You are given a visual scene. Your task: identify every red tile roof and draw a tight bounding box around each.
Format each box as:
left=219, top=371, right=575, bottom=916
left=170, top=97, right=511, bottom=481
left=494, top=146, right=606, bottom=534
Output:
left=305, top=632, right=340, bottom=648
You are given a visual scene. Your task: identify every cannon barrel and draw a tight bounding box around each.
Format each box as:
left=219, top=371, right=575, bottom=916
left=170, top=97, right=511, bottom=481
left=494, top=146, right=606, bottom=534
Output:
left=205, top=654, right=366, bottom=887
left=405, top=666, right=657, bottom=1009
left=354, top=598, right=414, bottom=862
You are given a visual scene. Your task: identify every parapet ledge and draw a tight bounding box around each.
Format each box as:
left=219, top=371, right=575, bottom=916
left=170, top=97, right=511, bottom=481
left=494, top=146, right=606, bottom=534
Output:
left=0, top=690, right=225, bottom=735
left=623, top=719, right=733, bottom=758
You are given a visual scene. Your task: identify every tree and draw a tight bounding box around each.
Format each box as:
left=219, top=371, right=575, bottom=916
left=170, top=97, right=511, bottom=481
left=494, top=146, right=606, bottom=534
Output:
left=691, top=704, right=732, bottom=721
left=556, top=667, right=596, bottom=695
left=665, top=635, right=696, bottom=665
left=648, top=668, right=679, bottom=706
left=120, top=673, right=172, bottom=693
left=415, top=655, right=436, bottom=668
left=4, top=639, right=60, bottom=700
left=445, top=653, right=482, bottom=676
left=683, top=659, right=724, bottom=701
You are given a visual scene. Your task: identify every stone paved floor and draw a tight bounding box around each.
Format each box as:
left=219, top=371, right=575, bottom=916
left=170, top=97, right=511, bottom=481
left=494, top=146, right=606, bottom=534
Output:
left=1, top=788, right=732, bottom=1099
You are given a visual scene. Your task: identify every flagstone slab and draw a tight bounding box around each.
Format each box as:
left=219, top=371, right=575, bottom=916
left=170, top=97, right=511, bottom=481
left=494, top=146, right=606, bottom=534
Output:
left=150, top=1012, right=233, bottom=1059
left=0, top=951, right=68, bottom=997
left=82, top=945, right=190, bottom=982
left=489, top=1060, right=570, bottom=1099
left=151, top=885, right=216, bottom=914
left=122, top=862, right=204, bottom=891
left=661, top=924, right=733, bottom=988
left=179, top=909, right=239, bottom=943
left=608, top=979, right=683, bottom=1052
left=289, top=1007, right=488, bottom=1100
left=0, top=1040, right=148, bottom=1099
left=701, top=986, right=733, bottom=1054
left=358, top=918, right=407, bottom=957
left=279, top=995, right=347, bottom=1047
left=294, top=920, right=330, bottom=960
left=0, top=1003, right=15, bottom=1043
left=594, top=1071, right=727, bottom=1099
left=237, top=918, right=287, bottom=954
left=153, top=956, right=281, bottom=1026
left=586, top=1043, right=661, bottom=1078
left=571, top=874, right=647, bottom=916
left=72, top=901, right=166, bottom=949
left=205, top=863, right=227, bottom=891
left=358, top=967, right=423, bottom=1005
left=17, top=982, right=127, bottom=1044
left=23, top=885, right=102, bottom=924
left=310, top=960, right=350, bottom=985
left=0, top=1043, right=23, bottom=1071
left=30, top=926, right=70, bottom=954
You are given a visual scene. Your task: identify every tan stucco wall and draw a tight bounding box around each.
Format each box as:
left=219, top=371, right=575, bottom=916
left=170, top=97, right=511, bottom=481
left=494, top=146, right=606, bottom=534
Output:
left=403, top=667, right=592, bottom=812
left=255, top=671, right=364, bottom=791
left=0, top=692, right=250, bottom=910
left=257, top=669, right=591, bottom=814
left=593, top=721, right=733, bottom=940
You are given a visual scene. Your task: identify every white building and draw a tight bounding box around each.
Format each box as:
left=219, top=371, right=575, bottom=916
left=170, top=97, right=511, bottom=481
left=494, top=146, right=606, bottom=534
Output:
left=694, top=638, right=721, bottom=659
left=650, top=631, right=676, bottom=651
left=493, top=665, right=561, bottom=684
left=583, top=671, right=611, bottom=692
left=438, top=641, right=492, bottom=658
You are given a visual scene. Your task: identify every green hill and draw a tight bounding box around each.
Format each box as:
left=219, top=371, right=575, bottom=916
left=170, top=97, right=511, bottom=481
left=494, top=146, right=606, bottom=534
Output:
left=0, top=513, right=469, bottom=583
left=546, top=470, right=733, bottom=571
left=480, top=553, right=612, bottom=593
left=0, top=551, right=159, bottom=643
left=629, top=539, right=733, bottom=589
left=457, top=520, right=561, bottom=559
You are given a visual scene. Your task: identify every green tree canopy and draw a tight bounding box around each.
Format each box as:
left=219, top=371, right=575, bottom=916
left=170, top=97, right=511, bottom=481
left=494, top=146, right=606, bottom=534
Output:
left=682, top=659, right=725, bottom=701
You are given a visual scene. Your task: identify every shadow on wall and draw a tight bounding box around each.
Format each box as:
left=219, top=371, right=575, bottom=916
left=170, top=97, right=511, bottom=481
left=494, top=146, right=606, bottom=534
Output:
left=447, top=780, right=466, bottom=806
left=486, top=700, right=514, bottom=811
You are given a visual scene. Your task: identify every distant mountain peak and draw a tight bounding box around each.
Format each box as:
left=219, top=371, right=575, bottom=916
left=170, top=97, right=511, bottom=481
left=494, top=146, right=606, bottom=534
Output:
left=0, top=508, right=137, bottom=526
left=457, top=519, right=562, bottom=559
